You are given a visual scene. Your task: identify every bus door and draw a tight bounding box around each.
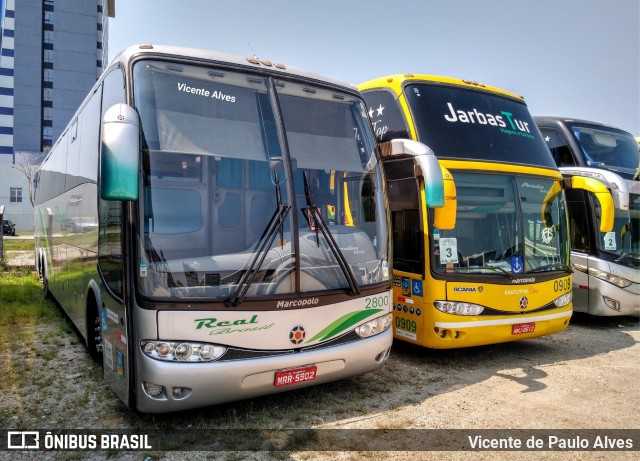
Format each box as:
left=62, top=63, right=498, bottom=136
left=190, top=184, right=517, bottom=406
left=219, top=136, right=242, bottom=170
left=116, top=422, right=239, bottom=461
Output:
left=380, top=139, right=455, bottom=344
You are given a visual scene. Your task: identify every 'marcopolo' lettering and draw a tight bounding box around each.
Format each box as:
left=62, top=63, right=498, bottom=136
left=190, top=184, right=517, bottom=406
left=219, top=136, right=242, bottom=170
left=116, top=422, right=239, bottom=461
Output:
left=277, top=298, right=320, bottom=308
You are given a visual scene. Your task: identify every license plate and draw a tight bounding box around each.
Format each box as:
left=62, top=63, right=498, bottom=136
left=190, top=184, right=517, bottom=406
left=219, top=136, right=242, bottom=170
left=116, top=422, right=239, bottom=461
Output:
left=274, top=365, right=317, bottom=387
left=512, top=322, right=535, bottom=335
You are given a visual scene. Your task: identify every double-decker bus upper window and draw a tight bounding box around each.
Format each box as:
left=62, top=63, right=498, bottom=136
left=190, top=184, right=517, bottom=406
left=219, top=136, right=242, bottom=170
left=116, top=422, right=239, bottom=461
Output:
left=404, top=84, right=556, bottom=168
left=361, top=89, right=410, bottom=141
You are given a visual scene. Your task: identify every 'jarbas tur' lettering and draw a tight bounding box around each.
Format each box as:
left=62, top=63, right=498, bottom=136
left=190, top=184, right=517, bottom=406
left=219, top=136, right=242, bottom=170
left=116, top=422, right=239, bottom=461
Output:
left=443, top=102, right=532, bottom=134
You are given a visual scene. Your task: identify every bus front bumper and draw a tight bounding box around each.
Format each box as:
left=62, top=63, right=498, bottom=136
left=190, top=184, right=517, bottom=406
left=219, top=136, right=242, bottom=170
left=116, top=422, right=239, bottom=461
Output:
left=134, top=330, right=392, bottom=413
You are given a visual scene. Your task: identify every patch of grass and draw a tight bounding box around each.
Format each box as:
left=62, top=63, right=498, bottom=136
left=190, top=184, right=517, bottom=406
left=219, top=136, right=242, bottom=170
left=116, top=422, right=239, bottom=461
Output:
left=2, top=237, right=35, bottom=252
left=0, top=271, right=57, bottom=325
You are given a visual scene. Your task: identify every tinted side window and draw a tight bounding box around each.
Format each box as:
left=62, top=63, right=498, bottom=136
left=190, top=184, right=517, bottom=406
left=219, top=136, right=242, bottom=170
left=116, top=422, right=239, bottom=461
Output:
left=565, top=189, right=591, bottom=253
left=539, top=127, right=576, bottom=167
left=384, top=157, right=423, bottom=275
left=362, top=90, right=409, bottom=141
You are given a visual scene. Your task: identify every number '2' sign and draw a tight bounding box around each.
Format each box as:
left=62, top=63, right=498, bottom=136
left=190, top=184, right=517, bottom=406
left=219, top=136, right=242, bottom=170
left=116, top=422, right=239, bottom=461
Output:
left=603, top=231, right=616, bottom=251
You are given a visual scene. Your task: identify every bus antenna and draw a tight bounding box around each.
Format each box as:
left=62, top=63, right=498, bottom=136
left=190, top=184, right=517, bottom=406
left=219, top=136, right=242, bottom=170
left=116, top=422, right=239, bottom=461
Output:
left=248, top=42, right=259, bottom=60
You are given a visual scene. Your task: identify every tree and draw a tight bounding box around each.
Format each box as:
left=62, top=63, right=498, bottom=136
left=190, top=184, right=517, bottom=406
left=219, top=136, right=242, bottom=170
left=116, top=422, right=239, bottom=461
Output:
left=12, top=151, right=45, bottom=207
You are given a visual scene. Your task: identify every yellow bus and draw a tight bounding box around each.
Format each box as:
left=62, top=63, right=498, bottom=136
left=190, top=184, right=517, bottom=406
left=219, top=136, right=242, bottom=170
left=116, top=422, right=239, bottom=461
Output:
left=359, top=75, right=614, bottom=348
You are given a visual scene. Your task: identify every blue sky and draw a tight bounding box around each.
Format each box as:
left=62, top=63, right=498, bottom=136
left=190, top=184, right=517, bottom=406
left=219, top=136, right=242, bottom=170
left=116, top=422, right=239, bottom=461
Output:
left=108, top=0, right=639, bottom=135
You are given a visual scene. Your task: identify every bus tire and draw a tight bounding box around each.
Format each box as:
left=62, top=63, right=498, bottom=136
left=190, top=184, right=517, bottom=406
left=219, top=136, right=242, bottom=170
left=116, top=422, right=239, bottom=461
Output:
left=42, top=264, right=52, bottom=300
left=86, top=294, right=103, bottom=363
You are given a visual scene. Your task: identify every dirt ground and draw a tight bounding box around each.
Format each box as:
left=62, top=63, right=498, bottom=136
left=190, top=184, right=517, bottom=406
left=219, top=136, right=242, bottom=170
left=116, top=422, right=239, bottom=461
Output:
left=1, top=311, right=638, bottom=461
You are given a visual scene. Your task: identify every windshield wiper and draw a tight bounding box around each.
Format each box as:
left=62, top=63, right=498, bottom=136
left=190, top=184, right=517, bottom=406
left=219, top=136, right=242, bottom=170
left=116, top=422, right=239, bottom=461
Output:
left=302, top=171, right=360, bottom=296
left=527, top=263, right=572, bottom=274
left=614, top=253, right=640, bottom=268
left=469, top=266, right=516, bottom=280
left=226, top=204, right=291, bottom=307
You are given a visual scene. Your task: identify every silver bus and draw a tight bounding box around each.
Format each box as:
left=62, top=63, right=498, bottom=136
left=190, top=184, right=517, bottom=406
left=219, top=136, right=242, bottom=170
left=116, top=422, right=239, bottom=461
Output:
left=535, top=116, right=639, bottom=316
left=33, top=45, right=444, bottom=412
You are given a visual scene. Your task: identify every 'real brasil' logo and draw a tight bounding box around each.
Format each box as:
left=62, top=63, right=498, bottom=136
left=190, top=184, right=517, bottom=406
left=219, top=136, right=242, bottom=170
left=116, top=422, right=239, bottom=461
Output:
left=194, top=315, right=275, bottom=336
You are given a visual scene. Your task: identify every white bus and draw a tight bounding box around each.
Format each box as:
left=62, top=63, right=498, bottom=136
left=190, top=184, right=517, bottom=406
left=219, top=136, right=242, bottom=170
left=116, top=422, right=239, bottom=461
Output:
left=33, top=45, right=440, bottom=412
left=535, top=116, right=639, bottom=316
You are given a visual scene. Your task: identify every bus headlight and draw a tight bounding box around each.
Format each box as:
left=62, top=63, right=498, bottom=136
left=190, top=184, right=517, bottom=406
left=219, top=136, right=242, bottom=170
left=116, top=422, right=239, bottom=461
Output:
left=589, top=268, right=633, bottom=288
left=355, top=313, right=392, bottom=338
left=577, top=264, right=634, bottom=288
left=141, top=341, right=227, bottom=362
left=434, top=301, right=484, bottom=316
left=554, top=292, right=572, bottom=308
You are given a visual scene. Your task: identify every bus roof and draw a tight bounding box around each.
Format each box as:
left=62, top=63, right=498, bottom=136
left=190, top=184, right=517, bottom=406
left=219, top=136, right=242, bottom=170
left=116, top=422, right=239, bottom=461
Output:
left=109, top=44, right=356, bottom=92
left=533, top=115, right=635, bottom=136
left=358, top=74, right=525, bottom=102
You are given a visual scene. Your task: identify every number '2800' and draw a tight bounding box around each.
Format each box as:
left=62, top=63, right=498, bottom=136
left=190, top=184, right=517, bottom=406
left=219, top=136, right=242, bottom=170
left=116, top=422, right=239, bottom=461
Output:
left=365, top=295, right=389, bottom=309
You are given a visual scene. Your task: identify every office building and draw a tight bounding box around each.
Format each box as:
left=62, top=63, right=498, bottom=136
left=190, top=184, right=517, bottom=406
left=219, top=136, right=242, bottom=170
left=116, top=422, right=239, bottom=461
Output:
left=0, top=0, right=114, bottom=228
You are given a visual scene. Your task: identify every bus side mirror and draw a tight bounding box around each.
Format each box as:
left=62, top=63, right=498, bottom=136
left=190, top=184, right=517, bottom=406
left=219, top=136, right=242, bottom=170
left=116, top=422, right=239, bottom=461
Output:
left=380, top=138, right=445, bottom=207
left=541, top=181, right=563, bottom=229
left=100, top=104, right=140, bottom=201
left=433, top=166, right=457, bottom=230
left=571, top=176, right=615, bottom=233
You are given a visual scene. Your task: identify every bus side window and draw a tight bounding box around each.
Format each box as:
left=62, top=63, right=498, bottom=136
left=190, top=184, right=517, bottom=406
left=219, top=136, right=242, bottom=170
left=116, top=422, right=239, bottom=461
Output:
left=566, top=189, right=591, bottom=253
left=540, top=128, right=576, bottom=167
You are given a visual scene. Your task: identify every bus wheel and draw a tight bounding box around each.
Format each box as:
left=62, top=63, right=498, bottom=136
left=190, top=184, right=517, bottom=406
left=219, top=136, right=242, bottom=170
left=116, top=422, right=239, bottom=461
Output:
left=42, top=270, right=52, bottom=300
left=87, top=297, right=103, bottom=362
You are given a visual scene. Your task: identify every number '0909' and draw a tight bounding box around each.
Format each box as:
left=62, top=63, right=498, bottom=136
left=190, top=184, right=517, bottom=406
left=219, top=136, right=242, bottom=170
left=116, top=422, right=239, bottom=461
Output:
left=395, top=316, right=417, bottom=333
left=365, top=295, right=389, bottom=309
left=554, top=277, right=571, bottom=292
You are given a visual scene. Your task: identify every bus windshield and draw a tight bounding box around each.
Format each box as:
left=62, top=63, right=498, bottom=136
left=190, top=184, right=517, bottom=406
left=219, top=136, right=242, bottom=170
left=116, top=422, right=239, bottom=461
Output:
left=432, top=172, right=570, bottom=275
left=570, top=124, right=640, bottom=177
left=404, top=83, right=556, bottom=168
left=596, top=192, right=640, bottom=265
left=133, top=60, right=389, bottom=300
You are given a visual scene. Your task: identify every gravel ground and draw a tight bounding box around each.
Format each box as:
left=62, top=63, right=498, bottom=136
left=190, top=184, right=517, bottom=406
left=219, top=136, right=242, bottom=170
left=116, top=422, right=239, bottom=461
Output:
left=1, top=310, right=638, bottom=461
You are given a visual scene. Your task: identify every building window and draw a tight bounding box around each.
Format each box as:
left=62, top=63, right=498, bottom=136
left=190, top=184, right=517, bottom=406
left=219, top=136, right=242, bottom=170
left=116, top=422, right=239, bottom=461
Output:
left=10, top=187, right=23, bottom=203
